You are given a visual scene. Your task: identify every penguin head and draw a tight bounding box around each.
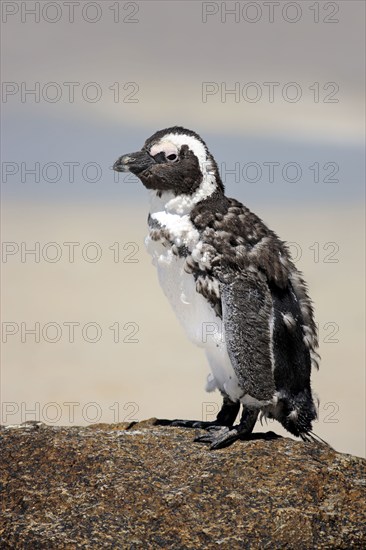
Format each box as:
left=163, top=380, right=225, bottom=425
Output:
left=113, top=126, right=224, bottom=196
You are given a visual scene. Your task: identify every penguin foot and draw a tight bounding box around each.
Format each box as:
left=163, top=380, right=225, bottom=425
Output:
left=154, top=418, right=223, bottom=429
left=195, top=426, right=280, bottom=450
left=195, top=408, right=260, bottom=449
left=154, top=398, right=240, bottom=431
left=194, top=426, right=241, bottom=449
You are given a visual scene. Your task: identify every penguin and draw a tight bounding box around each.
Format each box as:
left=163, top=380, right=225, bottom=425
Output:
left=113, top=126, right=324, bottom=449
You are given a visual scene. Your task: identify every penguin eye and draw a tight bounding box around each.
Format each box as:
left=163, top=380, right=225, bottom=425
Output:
left=149, top=142, right=179, bottom=162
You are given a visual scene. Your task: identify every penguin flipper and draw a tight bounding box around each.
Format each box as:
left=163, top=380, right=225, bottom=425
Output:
left=221, top=275, right=276, bottom=403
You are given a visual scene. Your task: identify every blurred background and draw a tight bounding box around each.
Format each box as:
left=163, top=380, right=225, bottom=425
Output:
left=1, top=1, right=365, bottom=457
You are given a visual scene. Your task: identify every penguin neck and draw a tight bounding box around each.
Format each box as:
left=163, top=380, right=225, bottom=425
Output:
left=148, top=172, right=218, bottom=217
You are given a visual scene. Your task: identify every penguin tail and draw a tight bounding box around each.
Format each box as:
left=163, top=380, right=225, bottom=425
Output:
left=274, top=388, right=317, bottom=436
left=299, top=430, right=332, bottom=448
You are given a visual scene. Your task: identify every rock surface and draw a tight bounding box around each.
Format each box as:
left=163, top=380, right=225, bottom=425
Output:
left=1, top=419, right=365, bottom=549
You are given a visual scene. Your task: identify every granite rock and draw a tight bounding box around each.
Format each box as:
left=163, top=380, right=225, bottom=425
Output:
left=1, top=419, right=365, bottom=549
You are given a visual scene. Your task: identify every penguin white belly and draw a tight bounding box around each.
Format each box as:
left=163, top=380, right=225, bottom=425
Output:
left=145, top=234, right=243, bottom=401
left=146, top=235, right=213, bottom=346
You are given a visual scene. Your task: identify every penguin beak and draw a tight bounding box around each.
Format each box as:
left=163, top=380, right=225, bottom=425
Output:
left=113, top=150, right=155, bottom=175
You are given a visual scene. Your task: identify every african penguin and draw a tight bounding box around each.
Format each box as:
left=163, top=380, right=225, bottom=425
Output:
left=113, top=126, right=323, bottom=449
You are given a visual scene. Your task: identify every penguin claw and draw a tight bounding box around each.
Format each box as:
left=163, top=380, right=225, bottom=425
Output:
left=194, top=426, right=240, bottom=449
left=172, top=420, right=220, bottom=429
left=193, top=433, right=217, bottom=443
left=206, top=424, right=226, bottom=432
left=155, top=418, right=221, bottom=429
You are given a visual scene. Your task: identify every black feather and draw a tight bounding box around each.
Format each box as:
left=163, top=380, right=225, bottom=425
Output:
left=269, top=280, right=317, bottom=436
